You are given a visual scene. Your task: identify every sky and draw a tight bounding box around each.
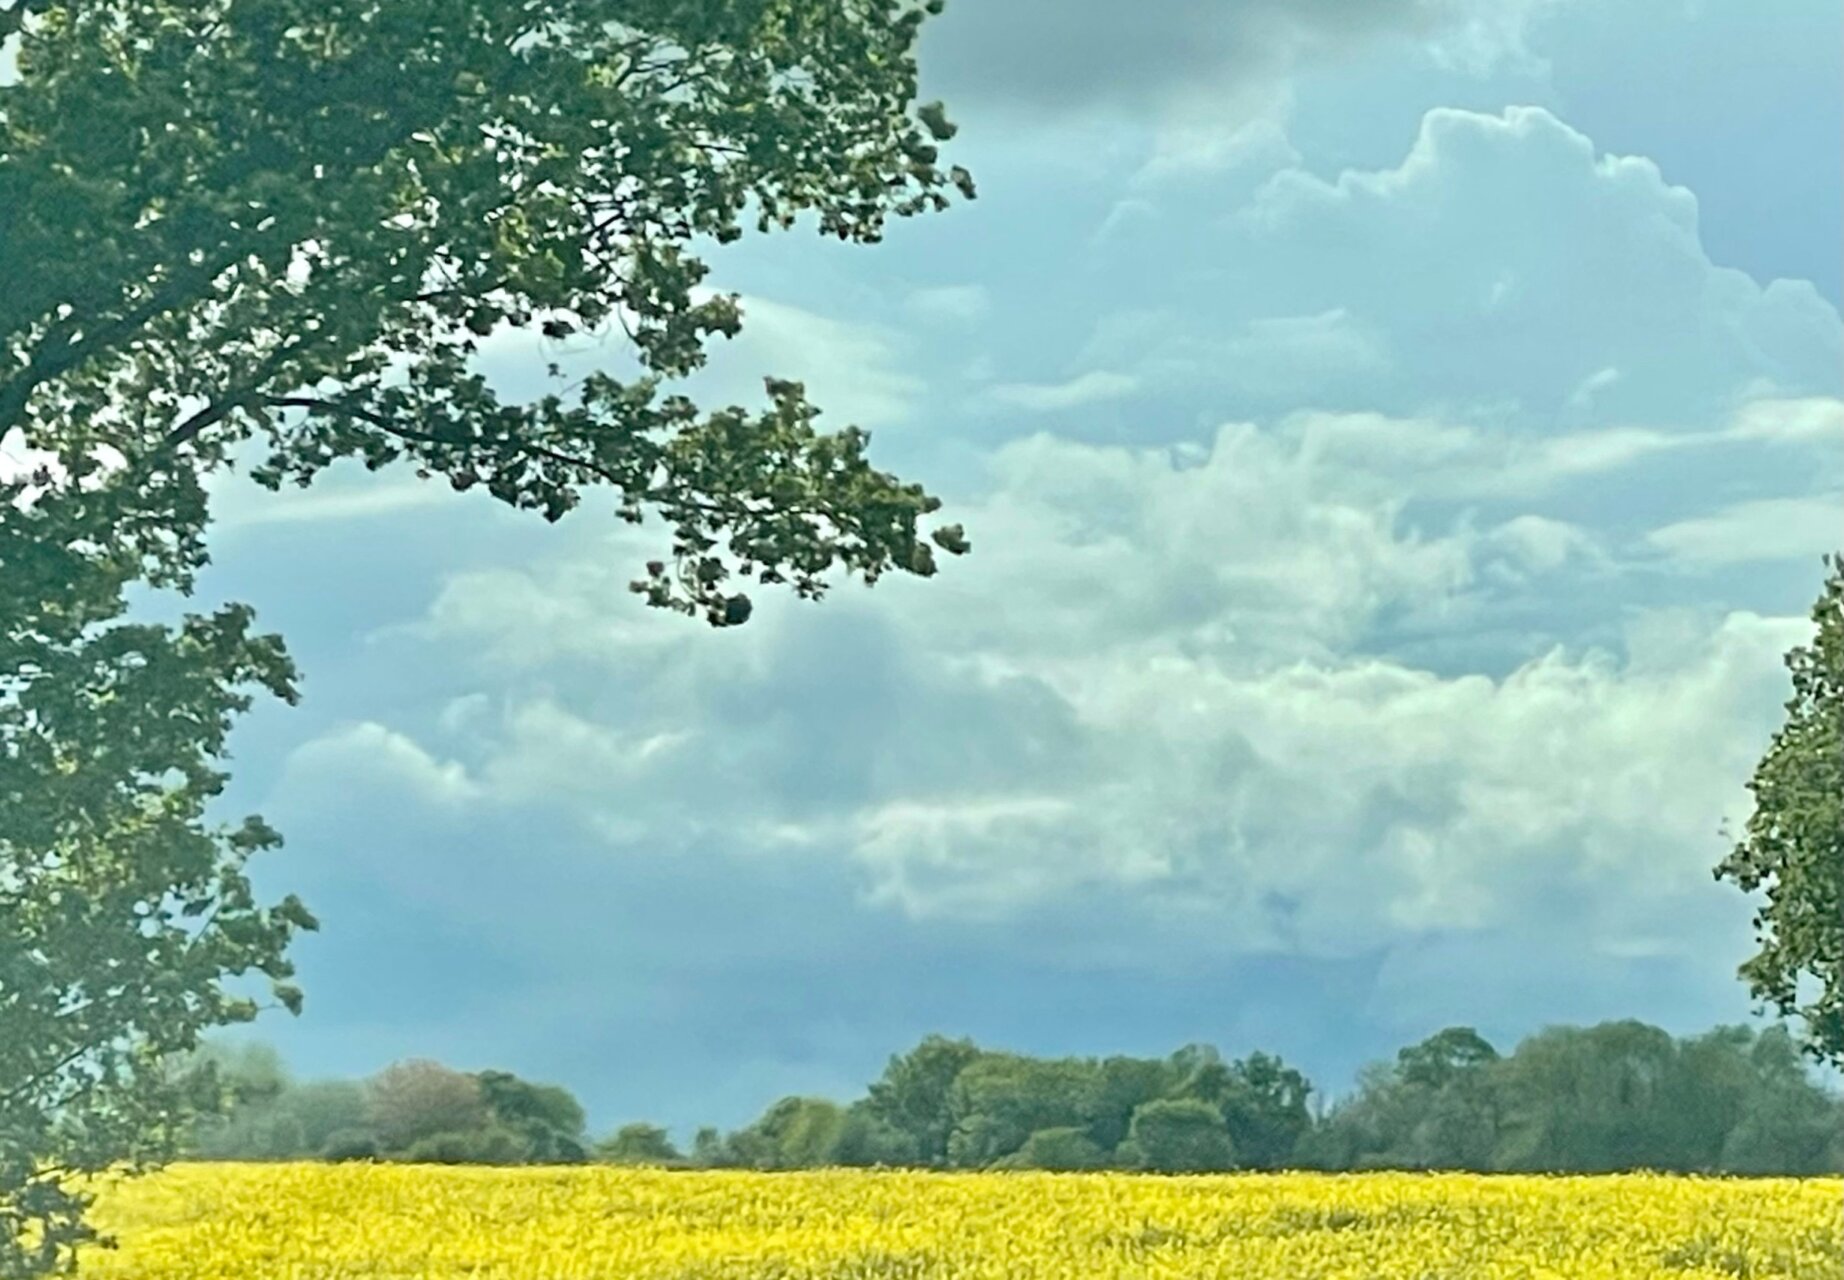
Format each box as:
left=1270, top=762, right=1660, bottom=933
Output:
left=144, top=0, right=1844, bottom=1139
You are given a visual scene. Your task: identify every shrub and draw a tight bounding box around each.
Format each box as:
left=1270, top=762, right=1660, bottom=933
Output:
left=404, top=1126, right=530, bottom=1165
left=320, top=1129, right=382, bottom=1162
left=994, top=1127, right=1105, bottom=1172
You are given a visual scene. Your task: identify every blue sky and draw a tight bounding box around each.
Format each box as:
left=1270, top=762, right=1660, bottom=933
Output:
left=182, top=0, right=1841, bottom=1140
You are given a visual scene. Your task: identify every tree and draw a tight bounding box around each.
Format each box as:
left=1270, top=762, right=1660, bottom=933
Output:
left=1717, top=1024, right=1844, bottom=1175
left=1082, top=1054, right=1183, bottom=1155
left=1395, top=1028, right=1499, bottom=1092
left=827, top=1100, right=922, bottom=1168
left=1492, top=1021, right=1681, bottom=1173
left=278, top=1080, right=371, bottom=1157
left=1167, top=1049, right=1313, bottom=1170
left=689, top=1126, right=726, bottom=1167
left=1386, top=1028, right=1503, bottom=1172
left=3, top=0, right=976, bottom=1269
left=596, top=1123, right=682, bottom=1166
left=171, top=1041, right=320, bottom=1161
left=364, top=1060, right=488, bottom=1153
left=943, top=1055, right=1094, bottom=1169
left=1716, top=552, right=1844, bottom=1069
left=724, top=1096, right=847, bottom=1169
left=863, top=1034, right=985, bottom=1167
left=1657, top=1025, right=1756, bottom=1173
left=319, top=1128, right=381, bottom=1162
left=474, top=1070, right=587, bottom=1162
left=1117, top=1098, right=1237, bottom=1173
left=0, top=456, right=314, bottom=1273
left=404, top=1124, right=527, bottom=1166
left=0, top=0, right=973, bottom=630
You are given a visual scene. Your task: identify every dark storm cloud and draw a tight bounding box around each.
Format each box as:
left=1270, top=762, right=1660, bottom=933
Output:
left=919, top=0, right=1452, bottom=117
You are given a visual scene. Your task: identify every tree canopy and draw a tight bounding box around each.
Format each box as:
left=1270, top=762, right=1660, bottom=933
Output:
left=1716, top=552, right=1844, bottom=1069
left=2, top=0, right=972, bottom=626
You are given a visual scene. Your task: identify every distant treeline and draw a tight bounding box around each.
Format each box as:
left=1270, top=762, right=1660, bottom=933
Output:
left=178, top=1018, right=1844, bottom=1176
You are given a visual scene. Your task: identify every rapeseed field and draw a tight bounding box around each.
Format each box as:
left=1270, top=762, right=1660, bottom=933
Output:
left=81, top=1163, right=1842, bottom=1279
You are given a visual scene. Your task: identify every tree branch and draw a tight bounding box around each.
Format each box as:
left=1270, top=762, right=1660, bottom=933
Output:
left=0, top=0, right=49, bottom=44
left=257, top=393, right=744, bottom=519
left=0, top=256, right=246, bottom=437
left=157, top=338, right=317, bottom=453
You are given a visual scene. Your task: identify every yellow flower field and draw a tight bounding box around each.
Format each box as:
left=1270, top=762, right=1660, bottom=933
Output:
left=81, top=1163, right=1842, bottom=1280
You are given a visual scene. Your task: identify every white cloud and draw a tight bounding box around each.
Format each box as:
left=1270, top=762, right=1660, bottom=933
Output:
left=1131, top=103, right=1305, bottom=190
left=384, top=407, right=1816, bottom=971
left=1726, top=396, right=1844, bottom=445
left=283, top=722, right=479, bottom=808
left=1645, top=496, right=1844, bottom=567
left=1190, top=106, right=1844, bottom=428
left=988, top=370, right=1142, bottom=412
left=1480, top=514, right=1606, bottom=578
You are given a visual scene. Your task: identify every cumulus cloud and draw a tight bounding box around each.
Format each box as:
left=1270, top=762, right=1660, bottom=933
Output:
left=1066, top=107, right=1840, bottom=436
left=371, top=400, right=1818, bottom=987
left=1207, top=106, right=1841, bottom=427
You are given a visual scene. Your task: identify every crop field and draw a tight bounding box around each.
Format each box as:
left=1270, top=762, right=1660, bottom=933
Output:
left=79, top=1163, right=1843, bottom=1279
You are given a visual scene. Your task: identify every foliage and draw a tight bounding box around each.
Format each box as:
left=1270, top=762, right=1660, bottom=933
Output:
left=1493, top=1021, right=1683, bottom=1174
left=992, top=1126, right=1106, bottom=1172
left=147, top=1020, right=1843, bottom=1185
left=595, top=1123, right=682, bottom=1166
left=825, top=1101, right=922, bottom=1168
left=717, top=1096, right=848, bottom=1170
left=944, top=1055, right=1093, bottom=1169
left=690, top=1126, right=725, bottom=1167
left=472, top=1070, right=587, bottom=1163
left=1283, top=1020, right=1842, bottom=1177
left=1395, top=1027, right=1500, bottom=1092
left=1717, top=552, right=1844, bottom=1069
left=0, top=0, right=974, bottom=630
left=1716, top=1025, right=1844, bottom=1176
left=364, top=1061, right=487, bottom=1154
left=0, top=454, right=313, bottom=1274
left=403, top=1126, right=529, bottom=1166
left=278, top=1081, right=371, bottom=1156
left=1168, top=1048, right=1312, bottom=1170
left=1116, top=1098, right=1237, bottom=1173
left=69, top=1164, right=1844, bottom=1280
left=1083, top=1055, right=1183, bottom=1155
left=319, top=1129, right=381, bottom=1163
left=861, top=1034, right=985, bottom=1168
